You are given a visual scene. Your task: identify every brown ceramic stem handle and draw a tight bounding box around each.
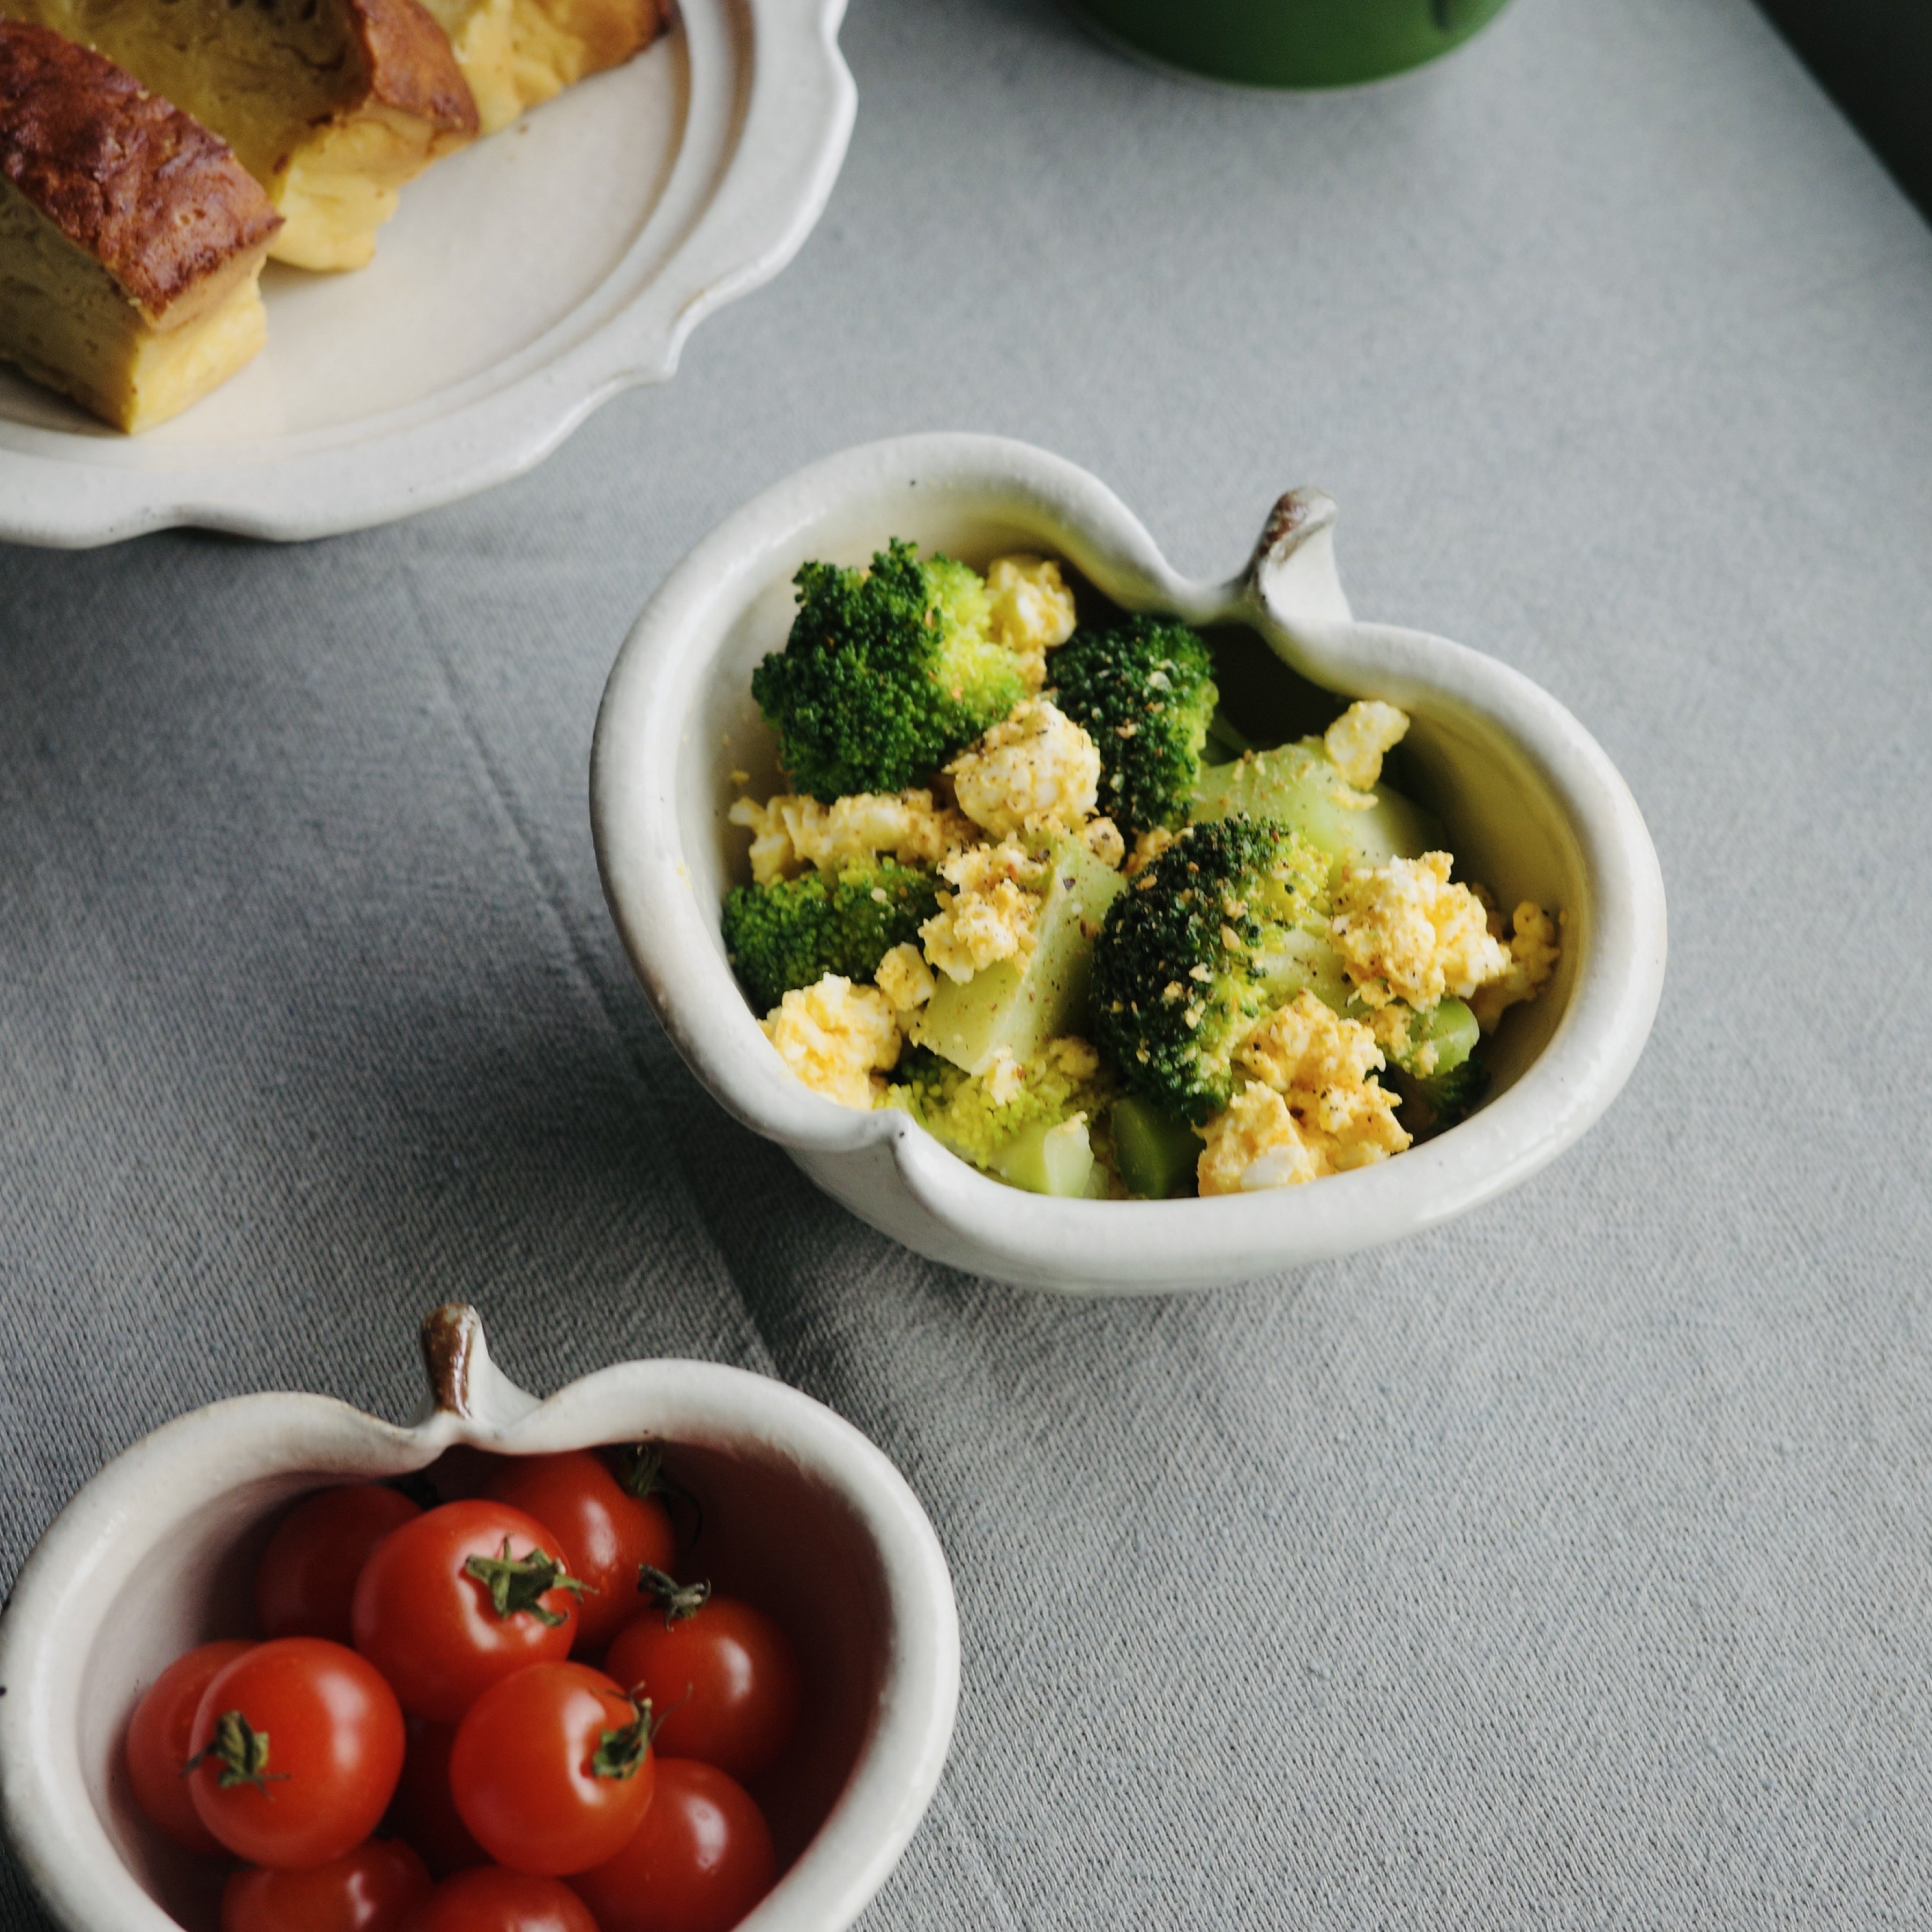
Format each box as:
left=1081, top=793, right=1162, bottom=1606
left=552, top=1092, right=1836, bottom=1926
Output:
left=420, top=1303, right=486, bottom=1418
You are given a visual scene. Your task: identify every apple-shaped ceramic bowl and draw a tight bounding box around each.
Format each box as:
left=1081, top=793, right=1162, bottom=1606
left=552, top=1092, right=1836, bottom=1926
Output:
left=591, top=434, right=1667, bottom=1293
left=0, top=1307, right=959, bottom=1932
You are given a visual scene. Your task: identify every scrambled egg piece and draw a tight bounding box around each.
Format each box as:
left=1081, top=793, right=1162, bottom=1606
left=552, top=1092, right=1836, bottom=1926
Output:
left=760, top=974, right=901, bottom=1110
left=919, top=839, right=1049, bottom=983
left=1470, top=901, right=1561, bottom=1032
left=1324, top=700, right=1409, bottom=792
left=946, top=699, right=1100, bottom=839
left=1197, top=1083, right=1322, bottom=1195
left=1366, top=1003, right=1431, bottom=1077
left=986, top=554, right=1078, bottom=691
left=981, top=1046, right=1027, bottom=1107
left=1236, top=991, right=1409, bottom=1170
left=1046, top=1036, right=1101, bottom=1080
left=975, top=1039, right=1100, bottom=1110
left=1083, top=816, right=1126, bottom=871
left=1330, top=852, right=1510, bottom=1009
left=729, top=788, right=974, bottom=885
left=1126, top=826, right=1177, bottom=876
left=875, top=942, right=935, bottom=1016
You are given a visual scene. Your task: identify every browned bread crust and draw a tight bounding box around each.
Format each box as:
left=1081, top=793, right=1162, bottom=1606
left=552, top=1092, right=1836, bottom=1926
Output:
left=355, top=0, right=480, bottom=136
left=0, top=20, right=279, bottom=320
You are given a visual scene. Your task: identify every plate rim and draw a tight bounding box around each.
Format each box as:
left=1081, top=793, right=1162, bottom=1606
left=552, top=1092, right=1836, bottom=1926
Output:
left=0, top=0, right=855, bottom=548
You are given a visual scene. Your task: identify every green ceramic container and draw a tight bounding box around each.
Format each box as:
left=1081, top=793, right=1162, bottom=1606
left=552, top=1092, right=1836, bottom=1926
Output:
left=1071, top=0, right=1513, bottom=88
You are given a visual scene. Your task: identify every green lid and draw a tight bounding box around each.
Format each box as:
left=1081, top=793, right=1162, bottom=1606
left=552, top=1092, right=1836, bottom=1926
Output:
left=1071, top=0, right=1512, bottom=89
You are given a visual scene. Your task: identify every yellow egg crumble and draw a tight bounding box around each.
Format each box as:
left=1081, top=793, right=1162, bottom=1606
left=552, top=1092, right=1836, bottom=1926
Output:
left=986, top=553, right=1078, bottom=691
left=759, top=974, right=902, bottom=1110
left=1330, top=851, right=1511, bottom=1009
left=946, top=698, right=1100, bottom=839
left=728, top=788, right=975, bottom=886
left=919, top=839, right=1051, bottom=983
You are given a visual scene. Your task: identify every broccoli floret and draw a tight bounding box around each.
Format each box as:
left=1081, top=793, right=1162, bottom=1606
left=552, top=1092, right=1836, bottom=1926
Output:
left=750, top=541, right=1026, bottom=802
left=1091, top=819, right=1333, bottom=1125
left=722, top=860, right=938, bottom=1014
left=1047, top=616, right=1218, bottom=838
left=883, top=1042, right=1116, bottom=1195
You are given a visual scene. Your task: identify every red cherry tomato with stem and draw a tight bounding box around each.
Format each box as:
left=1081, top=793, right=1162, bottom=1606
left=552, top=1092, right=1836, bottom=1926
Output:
left=221, top=1838, right=430, bottom=1932
left=256, top=1486, right=422, bottom=1645
left=449, top=1661, right=656, bottom=1876
left=604, top=1575, right=801, bottom=1782
left=352, top=1501, right=583, bottom=1722
left=406, top=1867, right=600, bottom=1932
left=481, top=1451, right=676, bottom=1656
left=572, top=1758, right=776, bottom=1932
left=124, top=1640, right=256, bottom=1854
left=386, top=1719, right=488, bottom=1878
left=188, top=1637, right=405, bottom=1869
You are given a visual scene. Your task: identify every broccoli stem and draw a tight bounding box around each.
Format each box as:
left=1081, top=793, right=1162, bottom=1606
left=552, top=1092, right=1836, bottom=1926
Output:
left=1378, top=997, right=1486, bottom=1136
left=1382, top=997, right=1480, bottom=1080
left=1108, top=1096, right=1201, bottom=1199
left=991, top=1117, right=1095, bottom=1198
left=1202, top=711, right=1255, bottom=761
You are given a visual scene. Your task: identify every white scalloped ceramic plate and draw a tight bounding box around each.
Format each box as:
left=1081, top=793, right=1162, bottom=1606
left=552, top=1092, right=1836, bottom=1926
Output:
left=0, top=0, right=853, bottom=547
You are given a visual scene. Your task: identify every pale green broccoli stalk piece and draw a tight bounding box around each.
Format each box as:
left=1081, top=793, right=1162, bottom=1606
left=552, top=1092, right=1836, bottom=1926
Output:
left=883, top=1043, right=1116, bottom=1197
left=1190, top=740, right=1442, bottom=878
left=1108, top=1094, right=1202, bottom=1200
left=1048, top=616, right=1218, bottom=839
left=915, top=836, right=1127, bottom=1077
left=1091, top=819, right=1337, bottom=1125
left=722, top=860, right=938, bottom=1014
left=1378, top=997, right=1480, bottom=1082
left=750, top=541, right=1026, bottom=802
left=997, top=1118, right=1102, bottom=1197
left=1378, top=996, right=1487, bottom=1135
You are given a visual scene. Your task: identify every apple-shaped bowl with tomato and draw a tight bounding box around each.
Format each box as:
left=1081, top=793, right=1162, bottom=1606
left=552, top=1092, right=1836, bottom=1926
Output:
left=0, top=1307, right=960, bottom=1932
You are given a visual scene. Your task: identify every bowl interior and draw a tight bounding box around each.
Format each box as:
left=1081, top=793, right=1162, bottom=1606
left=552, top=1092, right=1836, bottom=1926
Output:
left=81, top=1433, right=886, bottom=1928
left=686, top=498, right=1585, bottom=1123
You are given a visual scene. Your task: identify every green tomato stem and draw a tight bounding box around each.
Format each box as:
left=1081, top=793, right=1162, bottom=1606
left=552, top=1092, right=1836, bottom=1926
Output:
left=636, top=1564, right=711, bottom=1627
left=463, top=1538, right=585, bottom=1625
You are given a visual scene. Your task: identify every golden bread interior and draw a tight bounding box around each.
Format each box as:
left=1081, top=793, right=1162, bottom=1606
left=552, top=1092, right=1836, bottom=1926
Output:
left=270, top=102, right=468, bottom=272
left=4, top=0, right=477, bottom=269
left=421, top=0, right=657, bottom=136
left=0, top=172, right=268, bottom=431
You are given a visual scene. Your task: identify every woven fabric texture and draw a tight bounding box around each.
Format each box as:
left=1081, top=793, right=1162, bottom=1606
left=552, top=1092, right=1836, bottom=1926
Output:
left=3, top=0, right=1930, bottom=1922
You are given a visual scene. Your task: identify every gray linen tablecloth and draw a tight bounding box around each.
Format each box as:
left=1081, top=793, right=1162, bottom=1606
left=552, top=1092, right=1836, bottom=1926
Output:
left=5, top=0, right=1930, bottom=1922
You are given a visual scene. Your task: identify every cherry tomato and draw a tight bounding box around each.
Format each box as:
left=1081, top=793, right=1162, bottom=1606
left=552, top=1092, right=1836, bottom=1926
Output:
left=406, top=1867, right=600, bottom=1932
left=221, top=1838, right=431, bottom=1932
left=481, top=1451, right=675, bottom=1655
left=386, top=1719, right=487, bottom=1878
left=256, top=1486, right=423, bottom=1645
left=188, top=1637, right=406, bottom=1869
left=446, top=1660, right=657, bottom=1877
left=572, top=1758, right=775, bottom=1932
left=352, top=1501, right=581, bottom=1722
left=603, top=1578, right=801, bottom=1782
left=124, top=1639, right=256, bottom=1854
